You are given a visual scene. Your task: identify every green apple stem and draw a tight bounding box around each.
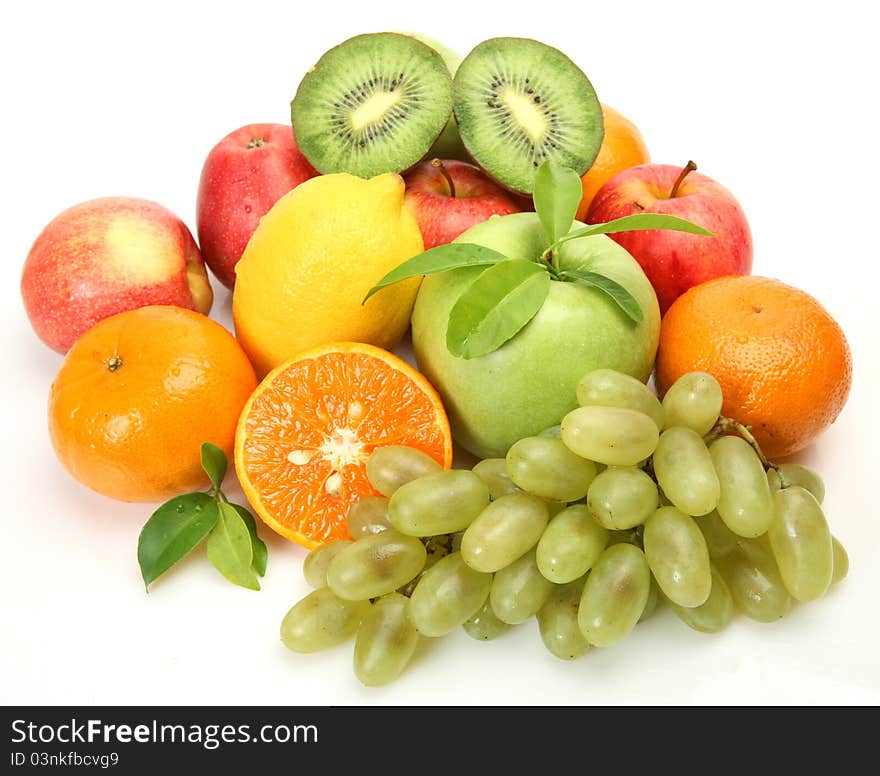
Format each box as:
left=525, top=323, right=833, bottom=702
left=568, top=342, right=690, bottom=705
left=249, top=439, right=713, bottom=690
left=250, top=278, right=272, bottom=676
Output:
left=538, top=246, right=561, bottom=275
left=669, top=160, right=697, bottom=198
left=431, top=158, right=456, bottom=198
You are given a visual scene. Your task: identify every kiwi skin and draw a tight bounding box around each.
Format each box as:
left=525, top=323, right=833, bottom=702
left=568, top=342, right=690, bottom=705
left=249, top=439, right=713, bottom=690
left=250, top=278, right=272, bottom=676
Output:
left=291, top=32, right=454, bottom=178
left=452, top=37, right=604, bottom=194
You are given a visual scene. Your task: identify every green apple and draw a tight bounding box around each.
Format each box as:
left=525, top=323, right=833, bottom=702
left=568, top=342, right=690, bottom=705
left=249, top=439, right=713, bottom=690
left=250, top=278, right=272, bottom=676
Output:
left=411, top=212, right=661, bottom=459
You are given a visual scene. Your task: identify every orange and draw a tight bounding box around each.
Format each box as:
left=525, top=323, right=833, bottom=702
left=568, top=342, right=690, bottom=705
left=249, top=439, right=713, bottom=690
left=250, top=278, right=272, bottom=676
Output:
left=576, top=104, right=650, bottom=221
left=656, top=276, right=852, bottom=459
left=48, top=305, right=257, bottom=502
left=235, top=342, right=453, bottom=548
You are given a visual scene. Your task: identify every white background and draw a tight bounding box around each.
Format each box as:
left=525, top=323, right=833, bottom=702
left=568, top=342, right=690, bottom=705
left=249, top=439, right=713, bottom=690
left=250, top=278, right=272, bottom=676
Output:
left=2, top=0, right=878, bottom=705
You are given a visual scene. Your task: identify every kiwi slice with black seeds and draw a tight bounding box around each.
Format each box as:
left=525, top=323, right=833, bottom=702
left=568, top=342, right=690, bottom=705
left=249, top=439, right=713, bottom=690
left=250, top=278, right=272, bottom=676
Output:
left=453, top=37, right=604, bottom=194
left=291, top=33, right=453, bottom=177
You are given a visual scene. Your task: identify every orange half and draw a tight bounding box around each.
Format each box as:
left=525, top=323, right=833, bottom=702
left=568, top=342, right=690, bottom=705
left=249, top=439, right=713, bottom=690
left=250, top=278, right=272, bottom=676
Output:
left=234, top=342, right=453, bottom=549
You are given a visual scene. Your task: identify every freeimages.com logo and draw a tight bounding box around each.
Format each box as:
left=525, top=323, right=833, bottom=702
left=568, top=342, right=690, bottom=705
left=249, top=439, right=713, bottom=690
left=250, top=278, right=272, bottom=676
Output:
left=9, top=717, right=318, bottom=754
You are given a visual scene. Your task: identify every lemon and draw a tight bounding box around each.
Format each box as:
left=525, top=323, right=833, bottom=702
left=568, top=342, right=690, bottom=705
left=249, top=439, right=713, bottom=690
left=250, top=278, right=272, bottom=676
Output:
left=232, top=173, right=423, bottom=376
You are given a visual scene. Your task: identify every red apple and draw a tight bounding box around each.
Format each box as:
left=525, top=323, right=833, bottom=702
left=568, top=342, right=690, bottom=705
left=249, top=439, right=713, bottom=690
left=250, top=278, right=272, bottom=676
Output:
left=586, top=162, right=753, bottom=313
left=21, top=197, right=213, bottom=354
left=403, top=159, right=523, bottom=249
left=196, top=123, right=318, bottom=288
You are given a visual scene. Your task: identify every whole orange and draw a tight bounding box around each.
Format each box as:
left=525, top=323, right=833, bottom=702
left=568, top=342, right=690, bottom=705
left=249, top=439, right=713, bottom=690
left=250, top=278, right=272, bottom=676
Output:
left=575, top=104, right=650, bottom=221
left=48, top=305, right=257, bottom=502
left=656, top=276, right=852, bottom=459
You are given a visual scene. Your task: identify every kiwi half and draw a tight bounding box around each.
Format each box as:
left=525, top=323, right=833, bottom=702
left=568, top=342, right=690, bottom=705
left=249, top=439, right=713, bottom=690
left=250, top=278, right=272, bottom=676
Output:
left=453, top=37, right=604, bottom=194
left=291, top=33, right=453, bottom=177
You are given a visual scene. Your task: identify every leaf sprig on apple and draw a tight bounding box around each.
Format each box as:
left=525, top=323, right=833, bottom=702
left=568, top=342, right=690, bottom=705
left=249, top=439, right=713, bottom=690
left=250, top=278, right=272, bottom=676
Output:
left=366, top=161, right=713, bottom=359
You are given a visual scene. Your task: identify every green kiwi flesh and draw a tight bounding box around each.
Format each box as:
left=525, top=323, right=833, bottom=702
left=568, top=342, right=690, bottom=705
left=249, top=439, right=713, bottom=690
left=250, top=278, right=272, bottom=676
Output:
left=453, top=37, right=604, bottom=194
left=291, top=33, right=453, bottom=177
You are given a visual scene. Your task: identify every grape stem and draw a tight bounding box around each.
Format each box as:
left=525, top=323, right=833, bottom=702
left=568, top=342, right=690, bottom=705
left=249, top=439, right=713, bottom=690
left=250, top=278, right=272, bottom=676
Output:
left=705, top=416, right=790, bottom=486
left=399, top=535, right=454, bottom=598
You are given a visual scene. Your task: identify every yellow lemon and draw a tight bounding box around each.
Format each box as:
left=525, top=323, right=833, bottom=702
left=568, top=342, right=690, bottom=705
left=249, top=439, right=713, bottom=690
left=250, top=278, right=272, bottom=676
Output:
left=232, top=173, right=423, bottom=376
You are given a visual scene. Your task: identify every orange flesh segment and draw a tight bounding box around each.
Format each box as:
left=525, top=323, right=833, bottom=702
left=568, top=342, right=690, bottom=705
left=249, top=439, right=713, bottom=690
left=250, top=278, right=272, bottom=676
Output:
left=236, top=345, right=451, bottom=548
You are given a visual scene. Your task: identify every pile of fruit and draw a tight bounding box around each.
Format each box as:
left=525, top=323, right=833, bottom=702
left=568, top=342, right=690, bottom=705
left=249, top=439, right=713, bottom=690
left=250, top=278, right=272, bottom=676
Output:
left=281, top=368, right=848, bottom=685
left=19, top=31, right=853, bottom=686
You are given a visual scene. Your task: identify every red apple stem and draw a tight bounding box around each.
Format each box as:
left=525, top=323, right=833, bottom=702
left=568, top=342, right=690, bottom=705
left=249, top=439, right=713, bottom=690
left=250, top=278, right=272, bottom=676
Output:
left=669, top=160, right=697, bottom=198
left=247, top=137, right=265, bottom=149
left=431, top=158, right=456, bottom=198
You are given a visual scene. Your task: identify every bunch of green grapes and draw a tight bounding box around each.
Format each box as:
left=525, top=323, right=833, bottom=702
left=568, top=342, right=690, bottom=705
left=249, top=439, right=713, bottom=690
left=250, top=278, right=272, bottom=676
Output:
left=280, top=369, right=849, bottom=686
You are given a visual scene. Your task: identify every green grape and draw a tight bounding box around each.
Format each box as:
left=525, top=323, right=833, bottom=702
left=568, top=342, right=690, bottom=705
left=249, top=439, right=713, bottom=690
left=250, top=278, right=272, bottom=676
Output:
left=506, top=436, right=597, bottom=502
left=561, top=405, right=659, bottom=466
left=490, top=549, right=555, bottom=625
left=366, top=445, right=442, bottom=497
left=639, top=580, right=661, bottom=622
left=462, top=599, right=511, bottom=641
left=577, top=543, right=650, bottom=647
left=536, top=504, right=609, bottom=583
left=326, top=530, right=427, bottom=601
left=661, top=371, right=723, bottom=435
left=576, top=368, right=664, bottom=429
left=538, top=425, right=562, bottom=438
left=472, top=458, right=521, bottom=500
left=353, top=593, right=419, bottom=687
left=407, top=552, right=492, bottom=637
left=714, top=537, right=791, bottom=622
left=695, top=510, right=739, bottom=559
left=537, top=579, right=590, bottom=660
left=770, top=463, right=826, bottom=504
left=303, top=539, right=353, bottom=588
left=653, top=426, right=720, bottom=516
left=586, top=466, right=659, bottom=530
left=346, top=497, right=392, bottom=538
left=280, top=587, right=370, bottom=653
left=643, top=506, right=712, bottom=608
left=831, top=536, right=849, bottom=585
left=768, top=487, right=833, bottom=602
left=460, top=493, right=549, bottom=572
left=388, top=470, right=489, bottom=536
left=669, top=564, right=734, bottom=634
left=709, top=435, right=773, bottom=537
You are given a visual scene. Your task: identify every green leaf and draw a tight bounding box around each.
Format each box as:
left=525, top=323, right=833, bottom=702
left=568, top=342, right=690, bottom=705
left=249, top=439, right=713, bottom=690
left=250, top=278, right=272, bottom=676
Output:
left=137, top=493, right=219, bottom=589
left=554, top=213, right=714, bottom=248
left=233, top=504, right=268, bottom=577
left=362, top=244, right=508, bottom=303
left=533, top=160, right=584, bottom=245
left=447, top=259, right=551, bottom=359
left=560, top=268, right=644, bottom=322
left=206, top=502, right=260, bottom=591
left=200, top=442, right=227, bottom=492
